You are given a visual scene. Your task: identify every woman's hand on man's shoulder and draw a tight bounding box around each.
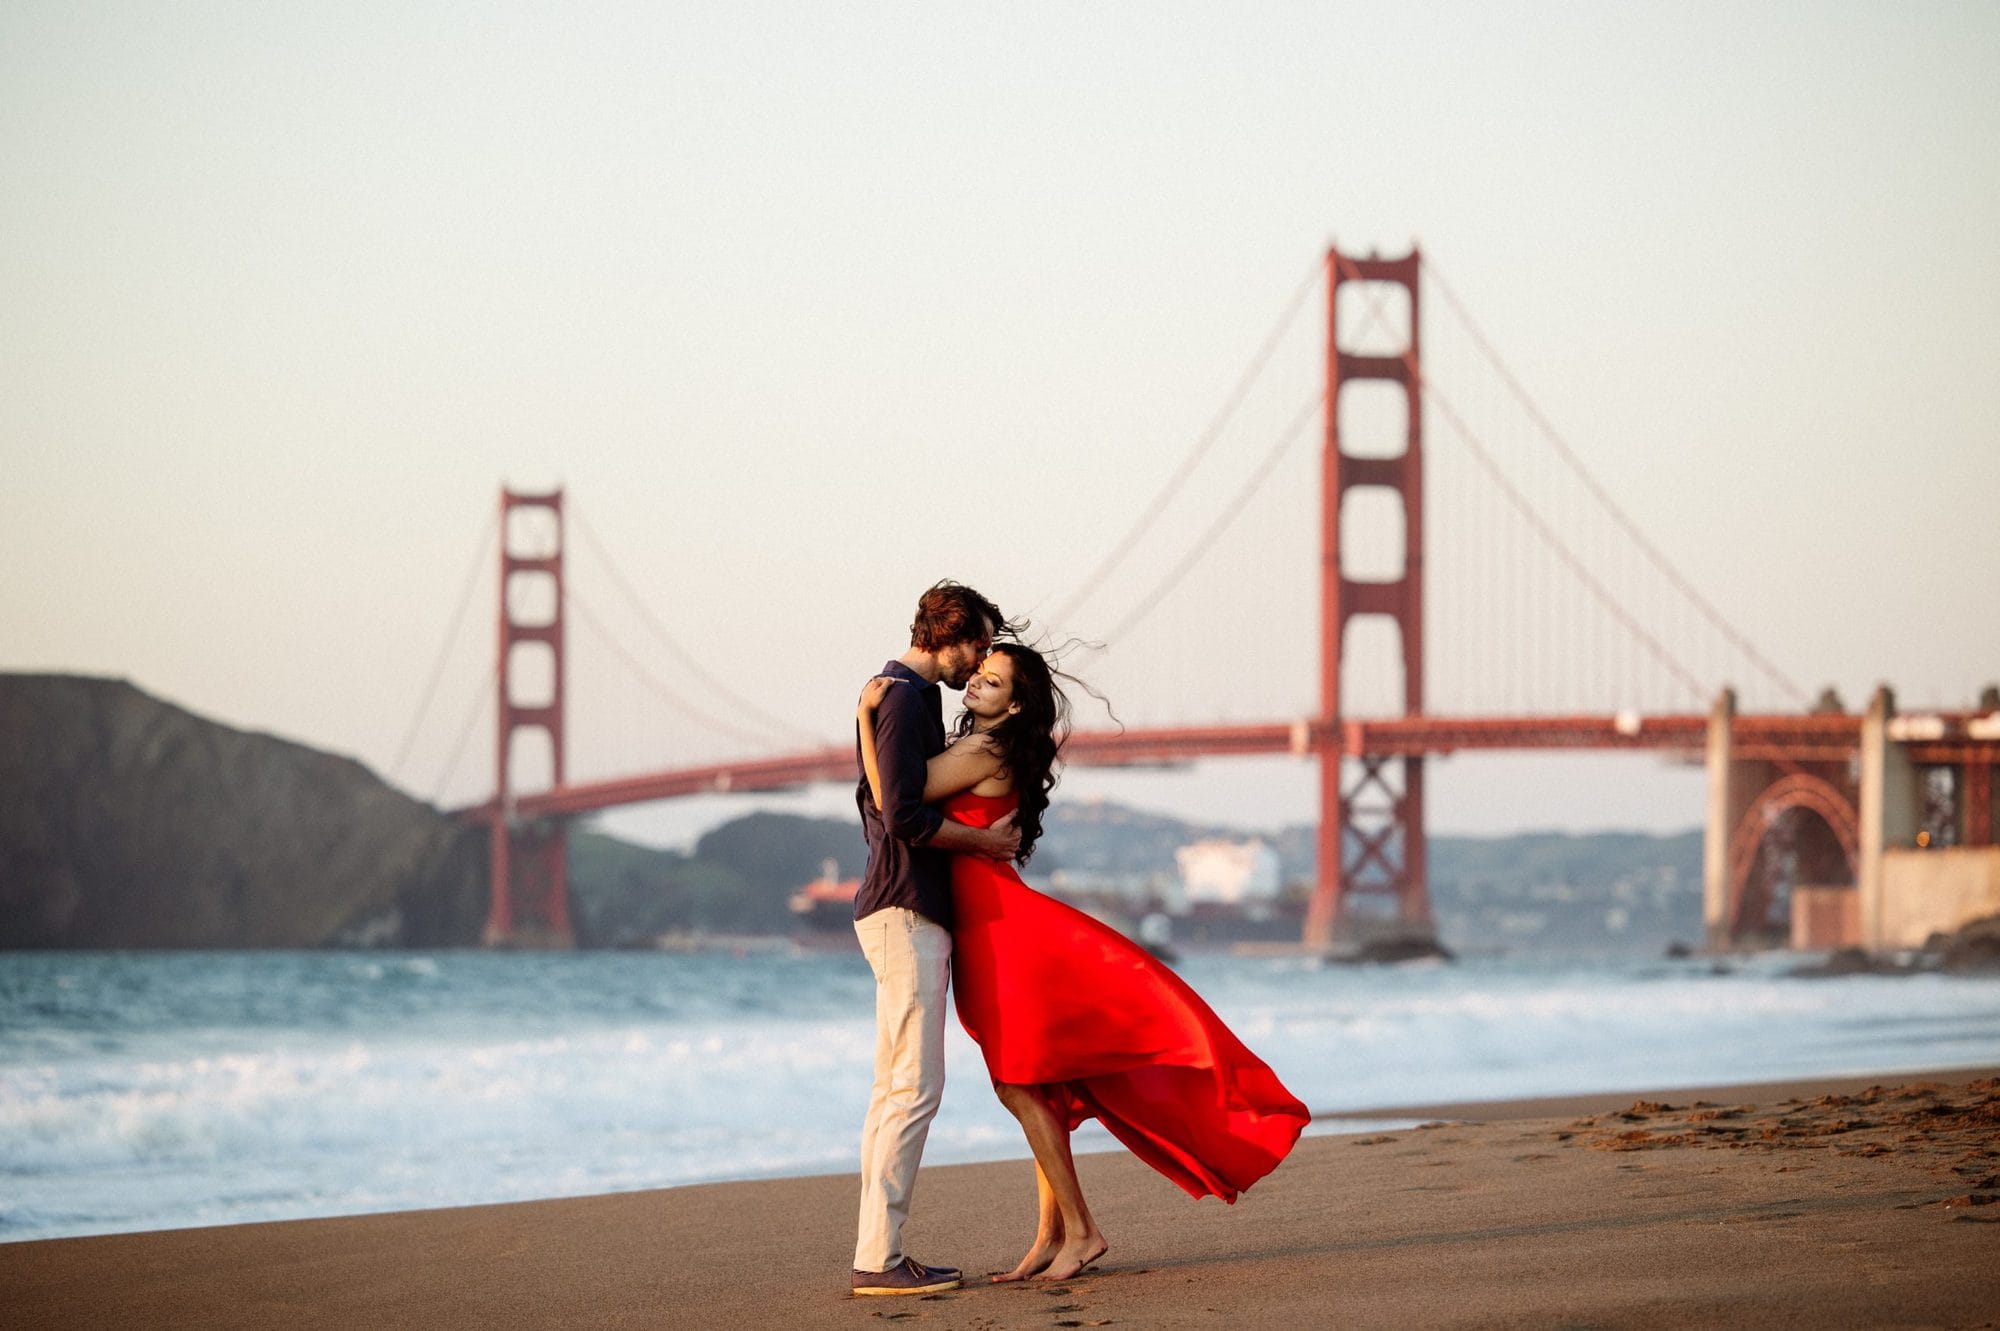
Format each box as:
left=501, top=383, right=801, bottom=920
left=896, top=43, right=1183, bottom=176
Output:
left=857, top=674, right=905, bottom=714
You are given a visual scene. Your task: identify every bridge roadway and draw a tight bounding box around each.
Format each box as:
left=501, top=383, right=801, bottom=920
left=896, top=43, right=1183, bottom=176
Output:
left=470, top=711, right=1887, bottom=822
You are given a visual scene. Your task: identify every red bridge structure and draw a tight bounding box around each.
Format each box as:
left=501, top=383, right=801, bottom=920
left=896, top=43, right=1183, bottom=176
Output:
left=452, top=246, right=2000, bottom=954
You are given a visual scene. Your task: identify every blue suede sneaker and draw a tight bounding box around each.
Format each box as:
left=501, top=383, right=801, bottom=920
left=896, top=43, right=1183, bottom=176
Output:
left=851, top=1257, right=963, bottom=1296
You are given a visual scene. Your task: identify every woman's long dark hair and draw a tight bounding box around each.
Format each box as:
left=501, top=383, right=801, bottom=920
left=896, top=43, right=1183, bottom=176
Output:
left=953, top=641, right=1110, bottom=865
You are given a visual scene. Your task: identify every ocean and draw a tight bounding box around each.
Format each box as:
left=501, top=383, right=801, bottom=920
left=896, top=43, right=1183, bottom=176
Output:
left=4, top=947, right=1999, bottom=1243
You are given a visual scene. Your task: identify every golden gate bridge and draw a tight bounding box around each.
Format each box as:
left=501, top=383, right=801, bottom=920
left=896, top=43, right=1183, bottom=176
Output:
left=401, top=245, right=1998, bottom=952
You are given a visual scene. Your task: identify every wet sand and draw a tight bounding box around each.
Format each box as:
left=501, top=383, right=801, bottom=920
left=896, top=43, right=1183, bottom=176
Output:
left=6, top=1070, right=1998, bottom=1330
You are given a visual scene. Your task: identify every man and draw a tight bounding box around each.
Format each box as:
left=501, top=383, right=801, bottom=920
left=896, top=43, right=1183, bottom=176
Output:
left=850, top=580, right=1021, bottom=1297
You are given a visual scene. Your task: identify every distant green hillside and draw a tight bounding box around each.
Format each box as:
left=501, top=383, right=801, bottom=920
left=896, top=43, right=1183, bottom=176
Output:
left=569, top=813, right=866, bottom=947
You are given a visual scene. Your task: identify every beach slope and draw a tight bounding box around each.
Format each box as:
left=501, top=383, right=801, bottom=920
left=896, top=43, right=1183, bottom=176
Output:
left=5, top=1073, right=1996, bottom=1330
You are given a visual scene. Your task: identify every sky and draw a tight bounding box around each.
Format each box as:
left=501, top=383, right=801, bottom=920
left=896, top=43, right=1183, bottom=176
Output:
left=5, top=2, right=1997, bottom=850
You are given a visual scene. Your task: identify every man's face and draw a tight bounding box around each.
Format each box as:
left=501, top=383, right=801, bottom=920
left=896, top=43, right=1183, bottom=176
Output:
left=937, top=617, right=996, bottom=690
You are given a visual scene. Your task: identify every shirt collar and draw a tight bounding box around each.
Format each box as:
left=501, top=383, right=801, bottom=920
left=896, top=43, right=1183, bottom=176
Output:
left=879, top=659, right=939, bottom=690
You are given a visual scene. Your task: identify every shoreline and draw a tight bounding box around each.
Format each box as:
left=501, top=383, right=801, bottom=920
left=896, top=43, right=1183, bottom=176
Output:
left=6, top=1066, right=1996, bottom=1329
left=1323, top=1062, right=2000, bottom=1125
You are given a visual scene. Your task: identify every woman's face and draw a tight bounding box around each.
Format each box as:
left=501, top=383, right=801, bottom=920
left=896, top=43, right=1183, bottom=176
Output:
left=963, top=651, right=1020, bottom=724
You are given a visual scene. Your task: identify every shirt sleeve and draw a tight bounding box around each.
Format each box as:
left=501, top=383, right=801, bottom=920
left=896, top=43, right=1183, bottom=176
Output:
left=873, top=686, right=943, bottom=847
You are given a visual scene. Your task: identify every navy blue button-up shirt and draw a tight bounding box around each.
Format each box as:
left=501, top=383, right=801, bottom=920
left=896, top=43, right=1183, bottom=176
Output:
left=854, top=660, right=953, bottom=928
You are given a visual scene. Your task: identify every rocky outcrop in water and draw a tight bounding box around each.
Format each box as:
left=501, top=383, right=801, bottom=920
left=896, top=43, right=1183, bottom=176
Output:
left=1784, top=915, right=2000, bottom=978
left=0, top=673, right=486, bottom=948
left=1931, top=913, right=2000, bottom=974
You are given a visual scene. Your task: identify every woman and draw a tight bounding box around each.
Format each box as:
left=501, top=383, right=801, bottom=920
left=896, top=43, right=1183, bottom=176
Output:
left=858, top=643, right=1308, bottom=1283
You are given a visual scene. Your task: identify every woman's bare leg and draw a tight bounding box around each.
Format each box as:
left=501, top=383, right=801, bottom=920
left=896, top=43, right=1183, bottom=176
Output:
left=994, top=1084, right=1108, bottom=1280
left=991, top=1161, right=1062, bottom=1282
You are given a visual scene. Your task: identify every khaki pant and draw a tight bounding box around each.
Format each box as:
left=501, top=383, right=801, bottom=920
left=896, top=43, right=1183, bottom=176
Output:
left=852, top=906, right=952, bottom=1273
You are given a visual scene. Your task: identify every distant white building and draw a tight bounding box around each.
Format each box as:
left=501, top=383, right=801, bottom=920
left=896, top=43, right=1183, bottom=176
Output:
left=1173, top=839, right=1282, bottom=912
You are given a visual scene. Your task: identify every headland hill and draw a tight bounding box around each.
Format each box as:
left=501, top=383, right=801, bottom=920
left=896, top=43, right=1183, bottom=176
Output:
left=3, top=670, right=1722, bottom=955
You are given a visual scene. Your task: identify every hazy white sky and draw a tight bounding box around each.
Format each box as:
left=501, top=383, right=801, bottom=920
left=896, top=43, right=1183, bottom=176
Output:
left=5, top=3, right=1997, bottom=848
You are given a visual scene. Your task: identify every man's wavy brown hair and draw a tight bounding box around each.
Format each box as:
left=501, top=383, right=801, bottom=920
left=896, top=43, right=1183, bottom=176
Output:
left=908, top=580, right=1013, bottom=651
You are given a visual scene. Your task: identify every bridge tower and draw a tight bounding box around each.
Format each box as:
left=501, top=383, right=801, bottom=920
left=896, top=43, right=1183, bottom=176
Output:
left=1303, top=248, right=1433, bottom=953
left=485, top=486, right=573, bottom=947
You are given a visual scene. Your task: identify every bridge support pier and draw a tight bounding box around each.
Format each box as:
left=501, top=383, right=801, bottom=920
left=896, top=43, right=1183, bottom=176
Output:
left=1857, top=686, right=1917, bottom=951
left=1701, top=689, right=1736, bottom=948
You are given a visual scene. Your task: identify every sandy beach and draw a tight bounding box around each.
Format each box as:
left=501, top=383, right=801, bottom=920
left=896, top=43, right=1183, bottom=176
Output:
left=6, top=1069, right=1997, bottom=1330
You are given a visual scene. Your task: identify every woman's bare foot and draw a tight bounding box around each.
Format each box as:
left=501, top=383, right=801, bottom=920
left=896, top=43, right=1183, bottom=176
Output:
left=992, top=1232, right=1064, bottom=1283
left=1036, top=1233, right=1108, bottom=1281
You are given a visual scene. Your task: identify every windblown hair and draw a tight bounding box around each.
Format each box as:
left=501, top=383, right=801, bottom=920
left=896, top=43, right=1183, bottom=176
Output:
left=952, top=641, right=1112, bottom=866
left=909, top=580, right=1013, bottom=652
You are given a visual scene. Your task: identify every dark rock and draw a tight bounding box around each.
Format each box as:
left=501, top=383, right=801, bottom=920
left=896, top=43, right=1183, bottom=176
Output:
left=1786, top=946, right=1924, bottom=978
left=1932, top=914, right=2000, bottom=975
left=0, top=673, right=485, bottom=948
left=1323, top=935, right=1456, bottom=964
left=1787, top=916, right=2000, bottom=979
left=1356, top=936, right=1456, bottom=963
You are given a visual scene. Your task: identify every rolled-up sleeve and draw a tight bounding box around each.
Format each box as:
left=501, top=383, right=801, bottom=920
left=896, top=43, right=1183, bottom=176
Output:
left=874, top=688, right=943, bottom=847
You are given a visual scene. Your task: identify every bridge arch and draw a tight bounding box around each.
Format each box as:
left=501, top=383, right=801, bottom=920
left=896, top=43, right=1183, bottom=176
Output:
left=1726, top=773, right=1860, bottom=940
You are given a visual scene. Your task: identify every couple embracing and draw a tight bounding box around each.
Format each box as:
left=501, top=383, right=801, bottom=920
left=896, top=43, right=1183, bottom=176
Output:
left=849, top=580, right=1308, bottom=1297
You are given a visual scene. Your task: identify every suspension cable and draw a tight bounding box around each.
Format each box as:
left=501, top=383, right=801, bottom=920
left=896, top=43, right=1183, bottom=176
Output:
left=1050, top=253, right=1327, bottom=625
left=567, top=586, right=790, bottom=750
left=1102, top=389, right=1324, bottom=644
left=392, top=507, right=497, bottom=785
left=568, top=503, right=818, bottom=743
left=1425, top=381, right=1710, bottom=705
left=431, top=659, right=493, bottom=807
left=1421, top=256, right=1806, bottom=704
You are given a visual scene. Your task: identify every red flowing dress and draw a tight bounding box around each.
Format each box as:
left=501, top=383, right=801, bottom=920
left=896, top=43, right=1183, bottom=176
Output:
left=944, top=790, right=1309, bottom=1202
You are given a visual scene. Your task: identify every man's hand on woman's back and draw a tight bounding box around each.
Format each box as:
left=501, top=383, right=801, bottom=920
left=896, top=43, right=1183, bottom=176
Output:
left=980, top=812, right=1022, bottom=861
